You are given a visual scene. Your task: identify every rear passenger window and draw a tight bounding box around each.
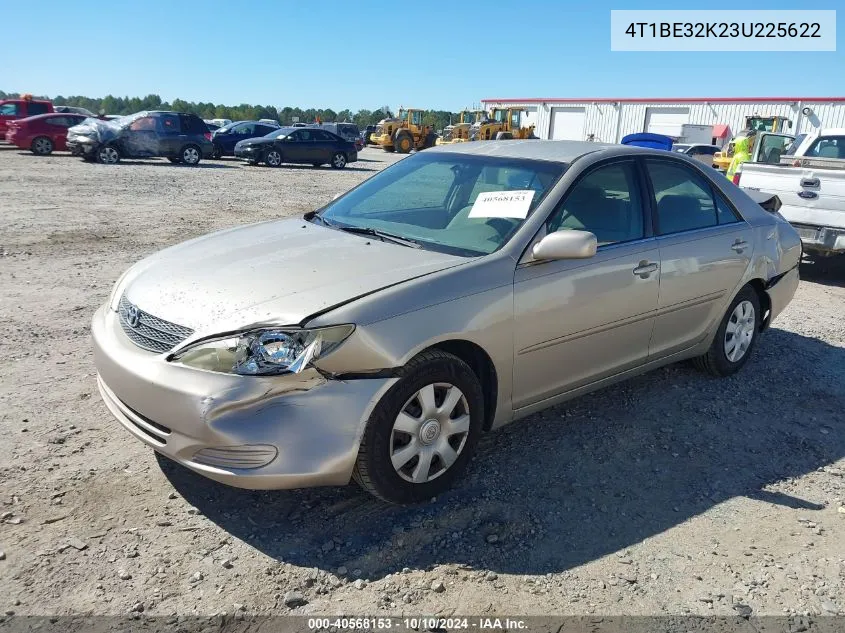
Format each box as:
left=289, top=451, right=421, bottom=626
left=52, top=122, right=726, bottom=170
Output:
left=547, top=162, right=644, bottom=245
left=159, top=114, right=180, bottom=133
left=28, top=102, right=49, bottom=115
left=646, top=161, right=717, bottom=235
left=715, top=194, right=741, bottom=225
left=805, top=136, right=845, bottom=159
left=0, top=103, right=19, bottom=116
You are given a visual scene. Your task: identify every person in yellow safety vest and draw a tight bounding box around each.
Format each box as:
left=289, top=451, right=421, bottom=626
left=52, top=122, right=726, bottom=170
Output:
left=726, top=135, right=751, bottom=181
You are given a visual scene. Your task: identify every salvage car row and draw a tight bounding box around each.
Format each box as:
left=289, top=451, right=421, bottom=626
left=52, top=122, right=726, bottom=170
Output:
left=4, top=109, right=362, bottom=169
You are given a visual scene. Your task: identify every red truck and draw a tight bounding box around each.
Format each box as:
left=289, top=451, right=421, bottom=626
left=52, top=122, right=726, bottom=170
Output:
left=0, top=95, right=53, bottom=140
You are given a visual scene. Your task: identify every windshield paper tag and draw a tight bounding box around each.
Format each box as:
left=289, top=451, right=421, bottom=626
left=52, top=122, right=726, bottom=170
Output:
left=468, top=190, right=535, bottom=219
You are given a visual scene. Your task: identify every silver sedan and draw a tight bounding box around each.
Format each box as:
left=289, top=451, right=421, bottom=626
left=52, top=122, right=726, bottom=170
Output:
left=92, top=140, right=801, bottom=503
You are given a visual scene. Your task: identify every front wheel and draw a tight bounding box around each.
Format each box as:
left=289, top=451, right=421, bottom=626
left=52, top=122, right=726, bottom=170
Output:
left=394, top=133, right=413, bottom=154
left=97, top=144, right=120, bottom=164
left=353, top=350, right=484, bottom=504
left=693, top=285, right=761, bottom=377
left=181, top=145, right=201, bottom=166
left=330, top=152, right=347, bottom=169
left=31, top=136, right=54, bottom=156
left=264, top=149, right=282, bottom=167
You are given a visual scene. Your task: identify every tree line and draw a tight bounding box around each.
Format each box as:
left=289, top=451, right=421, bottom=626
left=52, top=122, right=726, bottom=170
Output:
left=0, top=91, right=463, bottom=132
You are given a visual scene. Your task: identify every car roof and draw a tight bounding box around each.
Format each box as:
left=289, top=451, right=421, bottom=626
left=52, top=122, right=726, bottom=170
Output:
left=425, top=139, right=630, bottom=163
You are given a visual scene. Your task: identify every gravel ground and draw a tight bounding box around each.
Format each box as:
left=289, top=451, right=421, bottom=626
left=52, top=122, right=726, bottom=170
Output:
left=0, top=145, right=843, bottom=622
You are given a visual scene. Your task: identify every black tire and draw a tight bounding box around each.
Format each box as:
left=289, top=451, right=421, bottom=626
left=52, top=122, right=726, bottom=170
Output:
left=330, top=152, right=347, bottom=169
left=383, top=145, right=395, bottom=153
left=353, top=350, right=484, bottom=504
left=212, top=144, right=223, bottom=159
left=693, top=285, right=761, bottom=377
left=168, top=157, right=181, bottom=164
left=264, top=149, right=283, bottom=167
left=31, top=136, right=54, bottom=156
left=97, top=144, right=120, bottom=164
left=180, top=145, right=201, bottom=166
left=394, top=132, right=413, bottom=154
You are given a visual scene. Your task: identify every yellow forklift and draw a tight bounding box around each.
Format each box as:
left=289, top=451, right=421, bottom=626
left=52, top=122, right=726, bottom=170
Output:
left=369, top=108, right=437, bottom=153
left=436, top=110, right=487, bottom=145
left=469, top=108, right=536, bottom=141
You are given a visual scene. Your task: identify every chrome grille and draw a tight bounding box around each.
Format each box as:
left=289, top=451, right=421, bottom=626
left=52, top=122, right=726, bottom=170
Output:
left=118, top=294, right=193, bottom=353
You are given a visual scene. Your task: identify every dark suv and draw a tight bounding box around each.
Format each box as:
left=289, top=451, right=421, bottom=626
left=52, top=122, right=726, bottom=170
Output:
left=66, top=111, right=213, bottom=165
left=211, top=120, right=280, bottom=158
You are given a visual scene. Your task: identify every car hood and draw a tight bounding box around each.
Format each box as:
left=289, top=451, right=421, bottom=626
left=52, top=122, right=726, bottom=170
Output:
left=67, top=117, right=123, bottom=142
left=122, top=218, right=471, bottom=334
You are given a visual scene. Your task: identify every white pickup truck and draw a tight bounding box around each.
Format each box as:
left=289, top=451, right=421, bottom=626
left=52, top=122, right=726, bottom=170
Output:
left=737, top=128, right=845, bottom=257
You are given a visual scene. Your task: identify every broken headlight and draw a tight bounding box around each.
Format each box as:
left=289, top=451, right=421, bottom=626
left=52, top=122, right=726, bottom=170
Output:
left=172, top=325, right=354, bottom=376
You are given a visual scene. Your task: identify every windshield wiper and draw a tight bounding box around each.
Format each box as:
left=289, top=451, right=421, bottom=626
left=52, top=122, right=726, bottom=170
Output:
left=335, top=225, right=423, bottom=249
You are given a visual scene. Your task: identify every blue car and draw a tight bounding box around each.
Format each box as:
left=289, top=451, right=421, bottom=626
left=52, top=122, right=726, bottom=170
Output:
left=211, top=120, right=280, bottom=158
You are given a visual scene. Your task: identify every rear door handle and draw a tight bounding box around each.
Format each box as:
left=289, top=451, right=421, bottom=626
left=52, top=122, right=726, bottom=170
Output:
left=632, top=261, right=658, bottom=278
left=731, top=240, right=749, bottom=253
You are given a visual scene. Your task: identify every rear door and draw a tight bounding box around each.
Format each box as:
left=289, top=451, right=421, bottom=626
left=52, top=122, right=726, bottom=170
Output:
left=44, top=115, right=75, bottom=150
left=644, top=158, right=753, bottom=360
left=156, top=113, right=181, bottom=155
left=311, top=129, right=338, bottom=162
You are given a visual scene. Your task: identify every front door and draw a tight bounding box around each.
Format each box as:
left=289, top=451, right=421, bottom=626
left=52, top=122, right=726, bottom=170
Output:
left=643, top=158, right=753, bottom=359
left=512, top=160, right=660, bottom=409
left=123, top=115, right=160, bottom=157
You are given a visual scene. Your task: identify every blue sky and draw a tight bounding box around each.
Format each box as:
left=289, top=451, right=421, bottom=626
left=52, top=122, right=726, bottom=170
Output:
left=4, top=0, right=842, bottom=111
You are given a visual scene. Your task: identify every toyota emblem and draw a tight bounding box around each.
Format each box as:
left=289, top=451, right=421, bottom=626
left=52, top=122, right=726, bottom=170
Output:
left=127, top=305, right=141, bottom=328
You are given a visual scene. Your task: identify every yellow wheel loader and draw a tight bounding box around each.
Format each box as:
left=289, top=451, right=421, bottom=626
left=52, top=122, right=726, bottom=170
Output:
left=436, top=110, right=487, bottom=145
left=713, top=115, right=793, bottom=172
left=370, top=108, right=437, bottom=153
left=469, top=108, right=536, bottom=141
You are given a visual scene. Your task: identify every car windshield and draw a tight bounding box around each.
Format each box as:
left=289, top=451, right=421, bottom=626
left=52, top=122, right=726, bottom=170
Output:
left=316, top=153, right=566, bottom=256
left=673, top=144, right=691, bottom=153
left=265, top=129, right=290, bottom=139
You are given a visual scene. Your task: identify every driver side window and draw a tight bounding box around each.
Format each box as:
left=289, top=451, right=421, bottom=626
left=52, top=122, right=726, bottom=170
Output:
left=546, top=162, right=644, bottom=246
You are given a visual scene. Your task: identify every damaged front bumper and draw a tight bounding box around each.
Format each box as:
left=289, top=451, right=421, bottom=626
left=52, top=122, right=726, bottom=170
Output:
left=91, top=304, right=397, bottom=489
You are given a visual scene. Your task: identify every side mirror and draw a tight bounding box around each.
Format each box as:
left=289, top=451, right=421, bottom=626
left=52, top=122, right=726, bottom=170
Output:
left=532, top=230, right=597, bottom=261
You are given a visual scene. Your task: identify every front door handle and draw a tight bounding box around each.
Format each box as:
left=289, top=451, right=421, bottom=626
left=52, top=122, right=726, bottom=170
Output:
left=632, top=261, right=659, bottom=278
left=731, top=239, right=749, bottom=253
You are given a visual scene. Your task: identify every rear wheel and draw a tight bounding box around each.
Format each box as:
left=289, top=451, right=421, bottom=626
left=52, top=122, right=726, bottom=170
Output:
left=181, top=145, right=201, bottom=166
left=212, top=144, right=223, bottom=159
left=97, top=144, right=120, bottom=164
left=353, top=350, right=483, bottom=504
left=264, top=149, right=282, bottom=167
left=394, top=132, right=413, bottom=154
left=693, top=285, right=761, bottom=377
left=31, top=136, right=54, bottom=156
left=330, top=152, right=347, bottom=169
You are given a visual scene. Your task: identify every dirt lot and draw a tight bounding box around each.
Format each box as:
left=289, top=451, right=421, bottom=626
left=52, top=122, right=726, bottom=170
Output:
left=0, top=145, right=843, bottom=622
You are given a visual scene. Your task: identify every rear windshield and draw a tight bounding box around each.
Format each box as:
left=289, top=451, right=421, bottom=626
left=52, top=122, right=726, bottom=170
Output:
left=318, top=153, right=566, bottom=256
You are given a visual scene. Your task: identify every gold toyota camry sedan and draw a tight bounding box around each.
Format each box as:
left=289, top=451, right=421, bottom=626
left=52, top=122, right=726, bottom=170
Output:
left=92, top=140, right=801, bottom=503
